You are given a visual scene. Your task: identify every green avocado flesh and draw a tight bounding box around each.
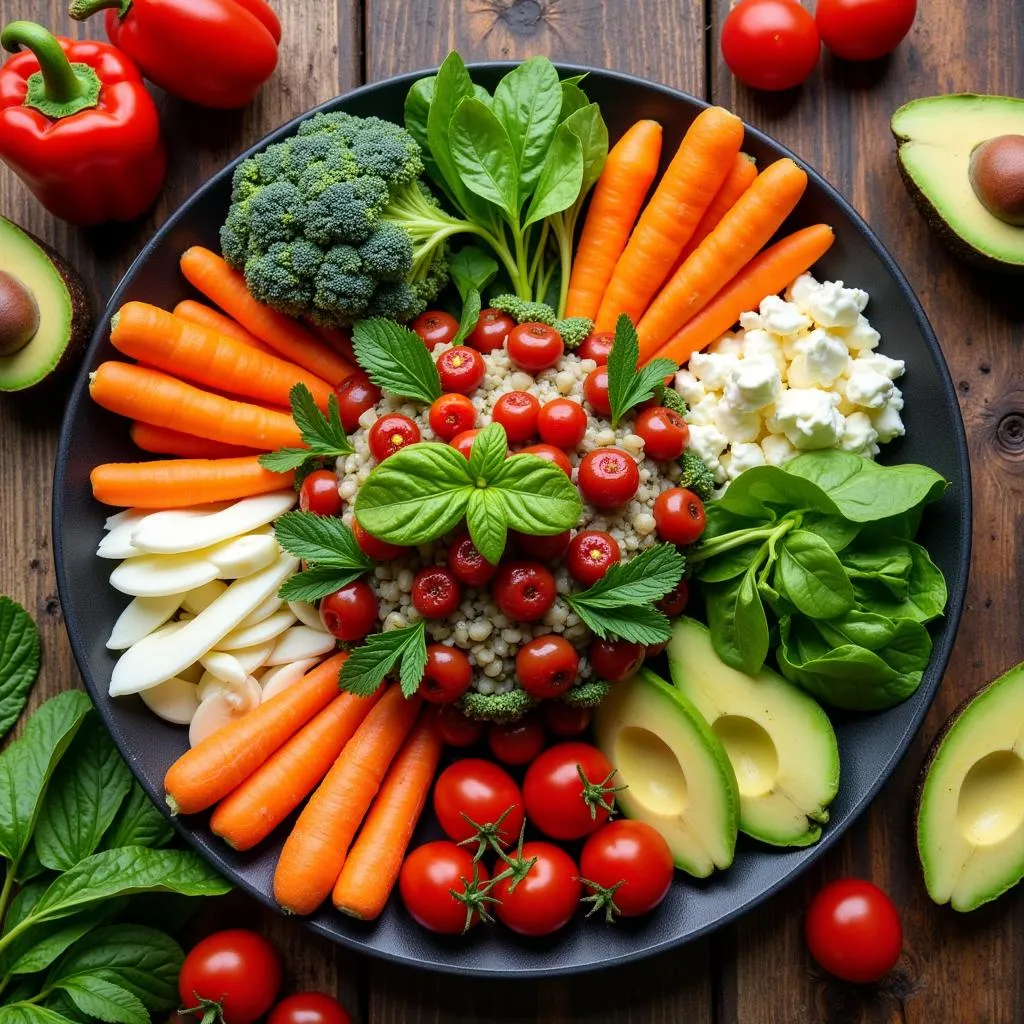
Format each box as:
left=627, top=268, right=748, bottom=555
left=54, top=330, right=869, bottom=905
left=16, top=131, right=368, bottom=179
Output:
left=917, top=662, right=1024, bottom=912
left=667, top=618, right=840, bottom=848
left=593, top=667, right=738, bottom=877
left=892, top=94, right=1024, bottom=270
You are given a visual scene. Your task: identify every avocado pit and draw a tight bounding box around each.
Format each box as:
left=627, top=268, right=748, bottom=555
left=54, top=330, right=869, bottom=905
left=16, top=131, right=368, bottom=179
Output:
left=968, top=134, right=1024, bottom=226
left=0, top=269, right=39, bottom=356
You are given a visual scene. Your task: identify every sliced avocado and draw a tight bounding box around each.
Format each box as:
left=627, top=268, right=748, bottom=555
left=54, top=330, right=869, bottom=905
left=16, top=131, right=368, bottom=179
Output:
left=892, top=94, right=1024, bottom=271
left=0, top=217, right=91, bottom=391
left=917, top=662, right=1024, bottom=912
left=593, top=667, right=738, bottom=877
left=667, top=617, right=840, bottom=848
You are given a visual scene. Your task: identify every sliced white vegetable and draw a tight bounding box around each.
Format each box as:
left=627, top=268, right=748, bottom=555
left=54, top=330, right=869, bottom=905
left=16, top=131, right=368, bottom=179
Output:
left=217, top=608, right=296, bottom=651
left=178, top=662, right=204, bottom=685
left=106, top=593, right=184, bottom=650
left=199, top=651, right=248, bottom=686
left=182, top=580, right=228, bottom=615
left=265, top=626, right=337, bottom=666
left=288, top=600, right=328, bottom=632
left=225, top=641, right=276, bottom=674
left=237, top=595, right=284, bottom=630
left=140, top=676, right=200, bottom=725
left=97, top=511, right=149, bottom=559
left=110, top=552, right=219, bottom=598
left=105, top=507, right=144, bottom=531
left=207, top=533, right=280, bottom=579
left=131, top=491, right=296, bottom=555
left=109, top=554, right=299, bottom=697
left=188, top=677, right=262, bottom=747
left=260, top=658, right=321, bottom=702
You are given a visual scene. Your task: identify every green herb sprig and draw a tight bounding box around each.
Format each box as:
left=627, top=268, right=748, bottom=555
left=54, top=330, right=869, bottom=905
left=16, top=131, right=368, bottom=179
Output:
left=606, top=314, right=677, bottom=428
left=272, top=512, right=374, bottom=602
left=352, top=318, right=442, bottom=404
left=339, top=620, right=428, bottom=698
left=259, top=383, right=355, bottom=476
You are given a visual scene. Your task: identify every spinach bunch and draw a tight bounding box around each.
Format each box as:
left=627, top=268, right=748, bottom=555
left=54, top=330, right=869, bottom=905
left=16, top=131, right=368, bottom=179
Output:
left=690, top=450, right=949, bottom=711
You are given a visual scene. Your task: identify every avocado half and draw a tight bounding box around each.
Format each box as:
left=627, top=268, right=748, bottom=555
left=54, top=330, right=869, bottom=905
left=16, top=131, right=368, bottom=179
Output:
left=916, top=662, right=1024, bottom=912
left=892, top=94, right=1024, bottom=272
left=0, top=217, right=91, bottom=392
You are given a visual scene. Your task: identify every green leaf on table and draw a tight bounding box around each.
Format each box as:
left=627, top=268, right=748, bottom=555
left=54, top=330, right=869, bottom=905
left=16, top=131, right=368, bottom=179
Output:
left=55, top=976, right=147, bottom=1024
left=524, top=119, right=584, bottom=227
left=605, top=314, right=677, bottom=427
left=352, top=318, right=442, bottom=404
left=489, top=453, right=582, bottom=536
left=452, top=287, right=482, bottom=346
left=468, top=422, right=509, bottom=483
left=0, top=597, right=41, bottom=743
left=466, top=490, right=508, bottom=567
left=450, top=98, right=520, bottom=218
left=339, top=620, right=428, bottom=698
left=448, top=246, right=498, bottom=302
left=102, top=784, right=174, bottom=852
left=775, top=530, right=855, bottom=620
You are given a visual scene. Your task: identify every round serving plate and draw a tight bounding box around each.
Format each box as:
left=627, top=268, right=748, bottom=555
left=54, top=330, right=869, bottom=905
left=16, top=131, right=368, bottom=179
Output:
left=53, top=64, right=971, bottom=977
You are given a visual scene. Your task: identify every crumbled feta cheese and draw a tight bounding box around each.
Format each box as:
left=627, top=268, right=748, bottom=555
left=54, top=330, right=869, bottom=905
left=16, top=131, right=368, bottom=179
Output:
left=673, top=369, right=706, bottom=406
left=837, top=314, right=881, bottom=352
left=723, top=357, right=781, bottom=412
left=871, top=387, right=906, bottom=443
left=716, top=401, right=762, bottom=443
left=687, top=424, right=729, bottom=481
left=759, top=295, right=812, bottom=336
left=708, top=331, right=746, bottom=358
left=840, top=411, right=879, bottom=455
left=854, top=352, right=906, bottom=380
left=689, top=351, right=740, bottom=390
left=768, top=388, right=845, bottom=450
left=786, top=328, right=850, bottom=388
left=687, top=393, right=720, bottom=426
left=803, top=280, right=868, bottom=329
left=786, top=273, right=820, bottom=309
left=845, top=362, right=895, bottom=409
left=722, top=441, right=767, bottom=479
left=740, top=328, right=787, bottom=374
left=739, top=309, right=763, bottom=332
left=760, top=433, right=797, bottom=467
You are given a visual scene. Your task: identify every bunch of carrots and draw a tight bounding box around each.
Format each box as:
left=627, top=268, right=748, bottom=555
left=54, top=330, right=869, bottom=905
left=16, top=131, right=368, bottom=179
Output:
left=89, top=247, right=355, bottom=509
left=164, top=653, right=443, bottom=920
left=565, top=109, right=836, bottom=366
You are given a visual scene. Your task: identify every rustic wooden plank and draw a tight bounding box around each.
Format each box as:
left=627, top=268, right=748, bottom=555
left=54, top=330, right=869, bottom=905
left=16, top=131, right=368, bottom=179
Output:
left=709, top=1, right=1024, bottom=1021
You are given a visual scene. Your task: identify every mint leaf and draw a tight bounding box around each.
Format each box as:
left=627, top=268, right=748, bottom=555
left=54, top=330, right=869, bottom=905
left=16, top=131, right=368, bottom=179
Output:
left=489, top=453, right=582, bottom=535
left=339, top=621, right=428, bottom=698
left=0, top=597, right=40, bottom=742
left=102, top=784, right=173, bottom=851
left=468, top=422, right=508, bottom=482
left=257, top=447, right=311, bottom=473
left=571, top=603, right=671, bottom=646
left=259, top=383, right=354, bottom=475
left=278, top=567, right=367, bottom=603
left=452, top=288, right=482, bottom=346
left=55, top=977, right=147, bottom=1024
left=466, top=490, right=507, bottom=565
left=0, top=1006, right=77, bottom=1023
left=353, top=318, right=442, bottom=404
left=606, top=314, right=677, bottom=427
left=273, top=512, right=373, bottom=568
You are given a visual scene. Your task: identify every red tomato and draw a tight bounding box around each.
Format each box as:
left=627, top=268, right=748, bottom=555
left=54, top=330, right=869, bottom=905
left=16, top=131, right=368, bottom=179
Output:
left=645, top=640, right=668, bottom=659
left=805, top=879, right=903, bottom=983
left=492, top=842, right=581, bottom=936
left=492, top=390, right=541, bottom=443
left=583, top=366, right=611, bottom=416
left=635, top=406, right=689, bottom=461
left=816, top=0, right=916, bottom=60
left=352, top=520, right=407, bottom=561
left=450, top=428, right=480, bottom=459
left=653, top=487, right=707, bottom=546
left=411, top=310, right=458, bottom=350
left=319, top=581, right=377, bottom=642
left=267, top=993, right=351, bottom=1024
left=578, top=448, right=640, bottom=509
left=589, top=638, right=645, bottom=682
left=520, top=443, right=573, bottom=477
left=507, top=322, right=564, bottom=372
left=411, top=567, right=461, bottom=619
left=543, top=701, right=592, bottom=736
left=468, top=308, right=515, bottom=353
left=433, top=759, right=525, bottom=846
left=428, top=704, right=484, bottom=747
left=488, top=713, right=545, bottom=766
left=579, top=820, right=673, bottom=918
left=334, top=371, right=381, bottom=432
left=538, top=399, right=588, bottom=449
left=179, top=930, right=282, bottom=1024
left=299, top=470, right=343, bottom=517
left=492, top=561, right=556, bottom=621
left=448, top=532, right=498, bottom=586
left=657, top=578, right=690, bottom=617
left=566, top=530, right=621, bottom=586
left=419, top=644, right=473, bottom=704
left=523, top=741, right=618, bottom=840
left=578, top=331, right=614, bottom=364
left=399, top=842, right=491, bottom=934
left=510, top=529, right=571, bottom=561
left=368, top=413, right=420, bottom=461
left=721, top=0, right=821, bottom=91
left=515, top=636, right=579, bottom=699
left=436, top=346, right=486, bottom=393
left=429, top=393, right=476, bottom=441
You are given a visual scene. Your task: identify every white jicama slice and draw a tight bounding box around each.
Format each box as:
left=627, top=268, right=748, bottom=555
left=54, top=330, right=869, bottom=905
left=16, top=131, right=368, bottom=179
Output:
left=182, top=580, right=228, bottom=615
left=259, top=658, right=321, bottom=702
left=97, top=511, right=149, bottom=559
left=140, top=676, right=200, bottom=725
left=108, top=554, right=299, bottom=697
left=106, top=593, right=184, bottom=650
left=199, top=651, right=248, bottom=686
left=110, top=552, right=219, bottom=598
left=188, top=676, right=262, bottom=747
left=131, top=491, right=296, bottom=555
left=237, top=595, right=284, bottom=630
left=265, top=625, right=337, bottom=666
left=288, top=600, right=328, bottom=632
left=207, top=533, right=280, bottom=579
left=224, top=640, right=276, bottom=674
left=217, top=608, right=296, bottom=651
left=105, top=507, right=145, bottom=531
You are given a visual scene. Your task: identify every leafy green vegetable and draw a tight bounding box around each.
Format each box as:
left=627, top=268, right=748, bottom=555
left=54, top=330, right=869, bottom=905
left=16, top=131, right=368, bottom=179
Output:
left=352, top=318, right=442, bottom=404
left=775, top=530, right=855, bottom=620
left=486, top=453, right=582, bottom=539
left=101, top=787, right=173, bottom=852
left=338, top=620, right=428, bottom=698
left=448, top=246, right=498, bottom=302
left=452, top=288, right=481, bottom=346
left=259, top=384, right=355, bottom=475
left=273, top=511, right=374, bottom=601
left=0, top=599, right=40, bottom=744
left=605, top=315, right=677, bottom=428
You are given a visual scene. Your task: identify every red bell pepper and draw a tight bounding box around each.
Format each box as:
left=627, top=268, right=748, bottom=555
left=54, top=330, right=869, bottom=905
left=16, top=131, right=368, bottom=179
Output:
left=70, top=0, right=281, bottom=110
left=0, top=21, right=165, bottom=225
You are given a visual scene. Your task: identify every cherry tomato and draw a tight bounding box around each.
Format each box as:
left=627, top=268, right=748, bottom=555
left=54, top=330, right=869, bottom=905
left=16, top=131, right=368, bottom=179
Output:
left=448, top=532, right=498, bottom=586
left=635, top=406, right=690, bottom=461
left=583, top=366, right=611, bottom=416
left=492, top=561, right=556, bottom=621
left=399, top=842, right=491, bottom=934
left=653, top=487, right=707, bottom=546
left=543, top=701, right=592, bottom=737
left=450, top=428, right=480, bottom=459
left=429, top=393, right=476, bottom=441
left=589, top=638, right=645, bottom=682
left=412, top=567, right=461, bottom=619
left=179, top=930, right=282, bottom=1024
left=411, top=310, right=458, bottom=350
left=805, top=879, right=903, bottom=983
left=657, top=578, right=690, bottom=617
left=334, top=371, right=381, bottom=433
left=368, top=413, right=420, bottom=461
left=433, top=758, right=525, bottom=846
left=523, top=741, right=618, bottom=840
left=721, top=0, right=821, bottom=91
left=352, top=520, right=407, bottom=561
left=488, top=713, right=545, bottom=766
left=428, top=704, right=485, bottom=747
left=299, top=470, right=343, bottom=517
left=436, top=345, right=486, bottom=393
left=579, top=820, right=673, bottom=918
left=538, top=399, right=588, bottom=449
left=510, top=529, right=571, bottom=561
left=319, top=580, right=378, bottom=642
left=467, top=308, right=515, bottom=353
left=645, top=640, right=668, bottom=659
left=492, top=390, right=541, bottom=443
left=566, top=530, right=621, bottom=586
left=507, top=322, right=564, bottom=372
left=419, top=644, right=473, bottom=704
left=520, top=443, right=572, bottom=477
left=578, top=448, right=640, bottom=509
left=492, top=842, right=582, bottom=936
left=515, top=636, right=579, bottom=699
left=578, top=331, right=614, bottom=365
left=816, top=0, right=916, bottom=61
left=267, top=993, right=351, bottom=1024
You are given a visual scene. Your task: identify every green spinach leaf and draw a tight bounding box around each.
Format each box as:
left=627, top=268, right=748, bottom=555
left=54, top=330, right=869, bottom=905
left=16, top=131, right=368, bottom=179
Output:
left=559, top=80, right=590, bottom=120
left=452, top=288, right=482, bottom=346
left=0, top=597, right=41, bottom=743
left=562, top=103, right=608, bottom=197
left=704, top=565, right=770, bottom=676
left=449, top=98, right=519, bottom=218
left=695, top=542, right=766, bottom=583
left=798, top=512, right=861, bottom=552
left=776, top=530, right=855, bottom=619
left=851, top=541, right=947, bottom=623
left=716, top=465, right=839, bottom=520
left=448, top=246, right=499, bottom=302
left=524, top=117, right=584, bottom=228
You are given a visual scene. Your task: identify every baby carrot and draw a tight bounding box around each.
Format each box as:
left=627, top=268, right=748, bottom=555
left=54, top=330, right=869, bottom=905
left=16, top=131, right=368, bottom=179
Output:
left=129, top=423, right=260, bottom=460
left=173, top=299, right=275, bottom=354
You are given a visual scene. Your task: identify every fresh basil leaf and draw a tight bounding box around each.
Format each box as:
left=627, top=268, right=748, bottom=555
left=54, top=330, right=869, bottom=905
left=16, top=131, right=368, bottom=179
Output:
left=448, top=246, right=499, bottom=302
left=450, top=98, right=519, bottom=218
left=466, top=490, right=508, bottom=566
left=0, top=597, right=41, bottom=742
left=452, top=288, right=482, bottom=346
left=562, top=103, right=608, bottom=196
left=0, top=692, right=91, bottom=866
left=605, top=314, right=677, bottom=427
left=5, top=880, right=49, bottom=933
left=468, top=422, right=508, bottom=482
left=716, top=465, right=839, bottom=520
left=489, top=454, right=583, bottom=536
left=338, top=622, right=427, bottom=698
left=776, top=530, right=855, bottom=620
left=278, top=566, right=366, bottom=603
left=102, top=784, right=173, bottom=851
left=55, top=976, right=147, bottom=1024
left=492, top=56, right=562, bottom=198
left=15, top=845, right=48, bottom=883
left=355, top=442, right=473, bottom=545
left=352, top=318, right=442, bottom=404
left=0, top=1005, right=77, bottom=1024
left=798, top=512, right=861, bottom=552
left=559, top=80, right=590, bottom=120
left=705, top=567, right=770, bottom=675
left=695, top=542, right=766, bottom=583
left=524, top=119, right=584, bottom=228
left=570, top=602, right=671, bottom=646
left=273, top=512, right=372, bottom=569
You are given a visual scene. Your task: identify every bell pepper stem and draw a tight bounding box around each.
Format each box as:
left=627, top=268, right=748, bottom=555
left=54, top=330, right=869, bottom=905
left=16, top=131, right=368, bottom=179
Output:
left=68, top=0, right=133, bottom=21
left=0, top=21, right=102, bottom=120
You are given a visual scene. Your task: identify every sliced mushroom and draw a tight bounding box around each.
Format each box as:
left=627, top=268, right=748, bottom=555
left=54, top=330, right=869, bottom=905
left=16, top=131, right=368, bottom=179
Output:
left=216, top=608, right=296, bottom=651
left=199, top=650, right=248, bottom=686
left=181, top=580, right=228, bottom=615
left=265, top=625, right=338, bottom=666
left=106, top=592, right=184, bottom=650
left=189, top=675, right=262, bottom=747
left=259, top=657, right=321, bottom=702
left=288, top=600, right=328, bottom=632
left=140, top=676, right=200, bottom=725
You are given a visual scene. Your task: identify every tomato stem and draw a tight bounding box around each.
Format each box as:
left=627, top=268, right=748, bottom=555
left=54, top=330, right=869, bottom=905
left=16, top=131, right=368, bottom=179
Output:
left=577, top=763, right=627, bottom=820
left=577, top=876, right=626, bottom=924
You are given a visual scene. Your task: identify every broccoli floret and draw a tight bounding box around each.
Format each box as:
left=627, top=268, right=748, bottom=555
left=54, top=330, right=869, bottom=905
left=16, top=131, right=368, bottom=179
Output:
left=659, top=387, right=688, bottom=417
left=458, top=689, right=537, bottom=723
left=680, top=448, right=716, bottom=502
left=491, top=294, right=557, bottom=326
left=243, top=242, right=314, bottom=317
left=561, top=680, right=612, bottom=708
left=553, top=316, right=593, bottom=350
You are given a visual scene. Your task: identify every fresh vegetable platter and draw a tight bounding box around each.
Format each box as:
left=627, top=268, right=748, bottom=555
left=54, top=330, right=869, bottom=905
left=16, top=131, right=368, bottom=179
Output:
left=52, top=63, right=970, bottom=975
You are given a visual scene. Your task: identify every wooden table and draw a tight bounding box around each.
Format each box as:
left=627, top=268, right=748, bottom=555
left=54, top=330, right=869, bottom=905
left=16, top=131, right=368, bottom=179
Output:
left=1, top=0, right=1022, bottom=1020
